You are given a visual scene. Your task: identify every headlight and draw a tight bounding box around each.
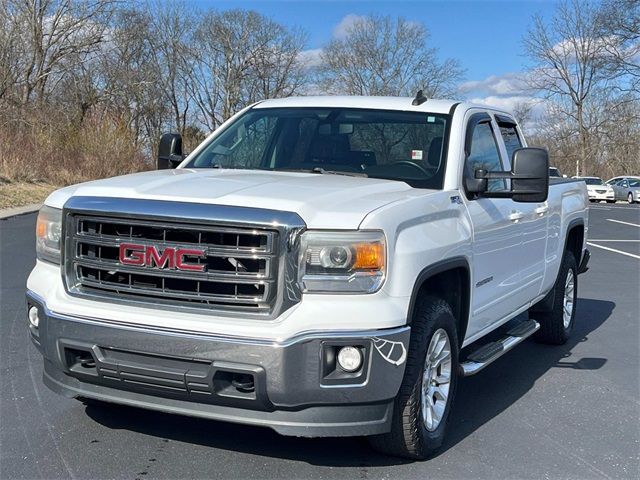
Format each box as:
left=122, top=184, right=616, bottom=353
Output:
left=36, top=205, right=62, bottom=264
left=298, top=231, right=386, bottom=293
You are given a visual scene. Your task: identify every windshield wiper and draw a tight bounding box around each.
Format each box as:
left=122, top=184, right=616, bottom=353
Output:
left=311, top=167, right=368, bottom=178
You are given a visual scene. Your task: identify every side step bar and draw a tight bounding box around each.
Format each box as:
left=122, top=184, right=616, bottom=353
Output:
left=460, top=319, right=540, bottom=376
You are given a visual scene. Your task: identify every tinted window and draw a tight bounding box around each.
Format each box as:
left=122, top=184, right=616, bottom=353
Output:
left=499, top=125, right=522, bottom=161
left=187, top=108, right=449, bottom=189
left=583, top=178, right=603, bottom=185
left=467, top=122, right=506, bottom=191
left=629, top=180, right=640, bottom=187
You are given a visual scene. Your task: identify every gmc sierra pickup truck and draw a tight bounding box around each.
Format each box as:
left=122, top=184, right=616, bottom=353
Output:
left=27, top=95, right=590, bottom=459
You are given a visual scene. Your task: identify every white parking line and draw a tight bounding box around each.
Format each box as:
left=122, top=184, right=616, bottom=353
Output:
left=606, top=219, right=640, bottom=228
left=591, top=205, right=638, bottom=210
left=587, top=242, right=640, bottom=260
left=587, top=239, right=640, bottom=242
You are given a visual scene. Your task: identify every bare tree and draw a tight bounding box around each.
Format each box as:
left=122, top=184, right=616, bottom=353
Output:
left=597, top=0, right=640, bottom=93
left=317, top=15, right=464, bottom=97
left=99, top=7, right=168, bottom=149
left=189, top=9, right=307, bottom=130
left=523, top=0, right=612, bottom=176
left=147, top=0, right=195, bottom=135
left=0, top=0, right=21, bottom=102
left=6, top=0, right=116, bottom=105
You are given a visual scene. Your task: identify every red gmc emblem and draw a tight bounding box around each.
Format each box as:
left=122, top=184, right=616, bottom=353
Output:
left=119, top=243, right=206, bottom=272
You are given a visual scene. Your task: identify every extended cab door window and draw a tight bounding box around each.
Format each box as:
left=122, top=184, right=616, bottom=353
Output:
left=466, top=121, right=506, bottom=192
left=495, top=116, right=523, bottom=163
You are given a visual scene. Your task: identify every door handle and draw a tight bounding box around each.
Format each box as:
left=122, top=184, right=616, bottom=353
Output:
left=509, top=211, right=524, bottom=222
left=534, top=205, right=549, bottom=216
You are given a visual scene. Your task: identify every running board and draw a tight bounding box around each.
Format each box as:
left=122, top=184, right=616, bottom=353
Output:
left=460, top=319, right=540, bottom=376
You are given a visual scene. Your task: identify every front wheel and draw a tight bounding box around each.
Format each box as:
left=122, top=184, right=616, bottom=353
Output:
left=369, top=296, right=459, bottom=459
left=535, top=252, right=578, bottom=345
left=628, top=193, right=635, bottom=204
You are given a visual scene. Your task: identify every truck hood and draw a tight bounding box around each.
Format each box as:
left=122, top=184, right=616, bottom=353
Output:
left=45, top=169, right=423, bottom=229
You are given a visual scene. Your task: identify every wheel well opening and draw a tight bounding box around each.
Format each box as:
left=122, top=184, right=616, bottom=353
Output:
left=414, top=267, right=470, bottom=341
left=566, top=224, right=584, bottom=265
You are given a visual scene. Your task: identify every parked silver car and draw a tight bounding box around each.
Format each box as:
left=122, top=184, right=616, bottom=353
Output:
left=610, top=178, right=640, bottom=203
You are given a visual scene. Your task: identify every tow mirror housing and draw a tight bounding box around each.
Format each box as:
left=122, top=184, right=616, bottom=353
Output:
left=469, top=147, right=549, bottom=203
left=157, top=133, right=184, bottom=169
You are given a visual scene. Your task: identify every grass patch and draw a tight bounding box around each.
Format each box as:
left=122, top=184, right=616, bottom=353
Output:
left=0, top=180, right=58, bottom=209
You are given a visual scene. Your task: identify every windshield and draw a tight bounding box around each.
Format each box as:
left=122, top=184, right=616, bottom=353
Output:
left=583, top=178, right=603, bottom=185
left=185, top=108, right=450, bottom=189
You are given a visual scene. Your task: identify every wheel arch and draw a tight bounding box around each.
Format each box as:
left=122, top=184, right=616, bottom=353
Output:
left=533, top=218, right=584, bottom=313
left=407, top=257, right=471, bottom=342
left=564, top=218, right=585, bottom=266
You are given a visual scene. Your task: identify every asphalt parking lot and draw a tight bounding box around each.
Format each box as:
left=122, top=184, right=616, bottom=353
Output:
left=1, top=204, right=638, bottom=479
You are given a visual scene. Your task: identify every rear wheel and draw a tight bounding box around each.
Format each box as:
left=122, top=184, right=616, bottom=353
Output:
left=535, top=252, right=577, bottom=345
left=369, top=296, right=459, bottom=459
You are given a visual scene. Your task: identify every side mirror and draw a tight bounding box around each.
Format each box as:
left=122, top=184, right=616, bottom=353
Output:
left=469, top=147, right=549, bottom=203
left=157, top=133, right=184, bottom=169
left=510, top=148, right=549, bottom=202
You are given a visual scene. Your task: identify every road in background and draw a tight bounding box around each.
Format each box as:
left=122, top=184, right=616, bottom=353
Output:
left=1, top=205, right=638, bottom=479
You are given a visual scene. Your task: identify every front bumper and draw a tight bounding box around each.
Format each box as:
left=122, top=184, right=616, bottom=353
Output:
left=26, top=291, right=410, bottom=437
left=588, top=191, right=614, bottom=201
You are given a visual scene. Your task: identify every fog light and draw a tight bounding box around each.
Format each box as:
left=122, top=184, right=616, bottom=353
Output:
left=28, top=306, right=40, bottom=328
left=337, top=346, right=363, bottom=372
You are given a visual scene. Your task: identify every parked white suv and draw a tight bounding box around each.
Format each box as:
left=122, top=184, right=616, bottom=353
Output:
left=27, top=95, right=589, bottom=459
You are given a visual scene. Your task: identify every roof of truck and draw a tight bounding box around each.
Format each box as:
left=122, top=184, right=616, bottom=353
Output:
left=253, top=96, right=503, bottom=115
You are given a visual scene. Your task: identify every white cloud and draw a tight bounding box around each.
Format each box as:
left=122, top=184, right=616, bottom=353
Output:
left=470, top=95, right=534, bottom=113
left=459, top=72, right=529, bottom=96
left=333, top=14, right=366, bottom=39
left=298, top=48, right=323, bottom=68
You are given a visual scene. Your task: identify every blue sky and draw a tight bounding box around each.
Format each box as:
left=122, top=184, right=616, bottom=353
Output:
left=196, top=0, right=563, bottom=111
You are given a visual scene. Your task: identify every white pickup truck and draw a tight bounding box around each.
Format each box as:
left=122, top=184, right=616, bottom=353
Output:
left=27, top=95, right=590, bottom=459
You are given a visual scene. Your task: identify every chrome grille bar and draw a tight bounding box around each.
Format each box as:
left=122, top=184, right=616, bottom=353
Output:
left=62, top=197, right=306, bottom=318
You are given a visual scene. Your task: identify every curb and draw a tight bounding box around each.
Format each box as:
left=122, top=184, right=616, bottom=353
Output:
left=0, top=203, right=41, bottom=220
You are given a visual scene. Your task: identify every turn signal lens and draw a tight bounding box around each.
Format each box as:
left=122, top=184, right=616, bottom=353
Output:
left=353, top=243, right=385, bottom=270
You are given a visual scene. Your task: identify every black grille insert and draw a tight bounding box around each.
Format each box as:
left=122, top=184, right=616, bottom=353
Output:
left=66, top=215, right=278, bottom=313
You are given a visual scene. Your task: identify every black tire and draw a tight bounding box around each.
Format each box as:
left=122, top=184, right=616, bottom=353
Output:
left=535, top=252, right=578, bottom=345
left=369, top=296, right=459, bottom=459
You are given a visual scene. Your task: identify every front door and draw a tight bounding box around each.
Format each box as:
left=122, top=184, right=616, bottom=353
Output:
left=463, top=113, right=524, bottom=338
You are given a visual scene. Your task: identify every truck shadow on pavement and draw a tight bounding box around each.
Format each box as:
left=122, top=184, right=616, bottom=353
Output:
left=85, top=297, right=614, bottom=467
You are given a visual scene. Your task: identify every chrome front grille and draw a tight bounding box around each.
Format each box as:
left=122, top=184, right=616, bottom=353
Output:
left=62, top=197, right=306, bottom=318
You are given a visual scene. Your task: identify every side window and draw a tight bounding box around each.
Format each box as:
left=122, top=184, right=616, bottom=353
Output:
left=498, top=124, right=523, bottom=162
left=467, top=122, right=506, bottom=192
